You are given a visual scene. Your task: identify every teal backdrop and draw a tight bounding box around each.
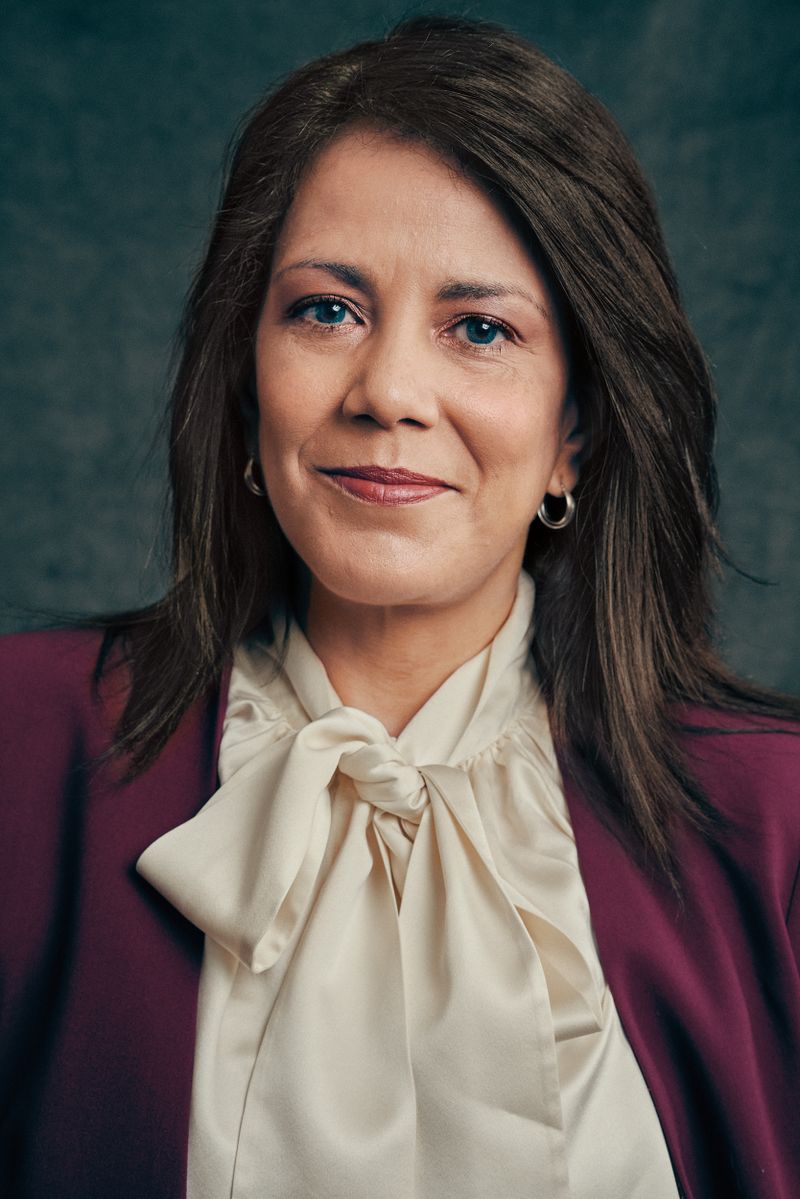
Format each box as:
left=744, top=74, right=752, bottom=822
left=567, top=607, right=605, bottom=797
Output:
left=2, top=0, right=798, bottom=691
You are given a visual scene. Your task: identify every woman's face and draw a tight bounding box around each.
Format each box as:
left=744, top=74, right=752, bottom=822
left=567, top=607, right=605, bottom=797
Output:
left=253, top=128, right=583, bottom=611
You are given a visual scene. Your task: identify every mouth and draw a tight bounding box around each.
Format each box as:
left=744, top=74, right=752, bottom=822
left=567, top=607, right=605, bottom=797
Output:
left=316, top=465, right=454, bottom=506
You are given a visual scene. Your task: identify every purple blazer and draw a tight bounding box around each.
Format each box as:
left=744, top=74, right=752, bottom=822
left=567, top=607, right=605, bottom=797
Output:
left=1, top=629, right=799, bottom=1198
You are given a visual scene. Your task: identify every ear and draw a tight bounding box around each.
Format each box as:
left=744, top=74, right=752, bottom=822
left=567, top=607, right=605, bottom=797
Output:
left=239, top=368, right=260, bottom=456
left=547, top=394, right=588, bottom=495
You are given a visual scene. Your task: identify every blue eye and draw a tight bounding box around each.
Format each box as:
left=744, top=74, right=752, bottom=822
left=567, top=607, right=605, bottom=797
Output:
left=458, top=317, right=507, bottom=346
left=300, top=298, right=350, bottom=324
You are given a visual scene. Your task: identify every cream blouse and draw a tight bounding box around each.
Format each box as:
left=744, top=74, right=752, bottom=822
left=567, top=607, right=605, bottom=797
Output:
left=137, top=572, right=680, bottom=1199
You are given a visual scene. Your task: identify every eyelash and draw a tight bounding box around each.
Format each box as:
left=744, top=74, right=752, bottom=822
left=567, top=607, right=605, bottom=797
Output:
left=285, top=294, right=515, bottom=354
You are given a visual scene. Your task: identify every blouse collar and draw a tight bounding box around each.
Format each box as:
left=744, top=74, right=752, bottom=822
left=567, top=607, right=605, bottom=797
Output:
left=264, top=567, right=537, bottom=767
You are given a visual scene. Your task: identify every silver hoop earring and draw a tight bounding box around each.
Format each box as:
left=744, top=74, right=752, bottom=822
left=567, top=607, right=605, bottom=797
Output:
left=244, top=457, right=267, bottom=497
left=537, top=489, right=575, bottom=530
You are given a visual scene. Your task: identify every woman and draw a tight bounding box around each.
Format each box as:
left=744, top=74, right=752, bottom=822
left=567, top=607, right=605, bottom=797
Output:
left=1, top=14, right=798, bottom=1199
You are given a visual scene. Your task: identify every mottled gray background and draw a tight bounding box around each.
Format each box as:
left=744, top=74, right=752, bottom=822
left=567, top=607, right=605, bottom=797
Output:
left=2, top=0, right=798, bottom=691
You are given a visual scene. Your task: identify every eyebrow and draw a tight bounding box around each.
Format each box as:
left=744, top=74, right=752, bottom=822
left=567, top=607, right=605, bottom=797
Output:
left=436, top=280, right=550, bottom=321
left=272, top=258, right=551, bottom=321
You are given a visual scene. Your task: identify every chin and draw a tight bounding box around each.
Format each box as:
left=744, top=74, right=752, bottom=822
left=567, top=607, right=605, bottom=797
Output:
left=303, top=544, right=527, bottom=619
left=299, top=536, right=469, bottom=611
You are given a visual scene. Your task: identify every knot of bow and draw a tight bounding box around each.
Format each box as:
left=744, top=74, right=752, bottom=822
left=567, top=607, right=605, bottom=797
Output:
left=337, top=739, right=429, bottom=824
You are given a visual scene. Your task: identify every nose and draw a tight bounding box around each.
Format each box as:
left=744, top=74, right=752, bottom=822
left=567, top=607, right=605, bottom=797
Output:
left=341, top=321, right=440, bottom=429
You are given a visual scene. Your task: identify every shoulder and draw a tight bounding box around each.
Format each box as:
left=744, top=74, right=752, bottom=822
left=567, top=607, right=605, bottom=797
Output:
left=0, top=626, right=125, bottom=766
left=0, top=626, right=107, bottom=721
left=677, top=704, right=800, bottom=801
left=0, top=624, right=107, bottom=685
left=676, top=703, right=800, bottom=891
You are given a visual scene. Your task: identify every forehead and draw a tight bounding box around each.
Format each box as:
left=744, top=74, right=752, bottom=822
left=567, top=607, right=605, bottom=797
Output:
left=272, top=128, right=545, bottom=289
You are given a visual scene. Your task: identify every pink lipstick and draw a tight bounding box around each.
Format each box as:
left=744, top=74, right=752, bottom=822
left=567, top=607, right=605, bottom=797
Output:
left=317, top=465, right=452, bottom=506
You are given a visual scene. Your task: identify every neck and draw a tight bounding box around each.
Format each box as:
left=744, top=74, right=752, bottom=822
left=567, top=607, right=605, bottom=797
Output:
left=300, top=564, right=523, bottom=736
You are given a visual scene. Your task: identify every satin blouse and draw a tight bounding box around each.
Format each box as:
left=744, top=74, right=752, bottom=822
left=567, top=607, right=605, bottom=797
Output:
left=137, top=572, right=680, bottom=1198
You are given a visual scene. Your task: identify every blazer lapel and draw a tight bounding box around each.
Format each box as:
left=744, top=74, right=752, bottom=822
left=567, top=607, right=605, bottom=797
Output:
left=28, top=670, right=231, bottom=1199
left=559, top=737, right=800, bottom=1199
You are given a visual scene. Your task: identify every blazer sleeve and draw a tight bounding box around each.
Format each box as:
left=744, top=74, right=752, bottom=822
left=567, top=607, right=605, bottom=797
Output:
left=788, top=858, right=800, bottom=972
left=0, top=628, right=107, bottom=1114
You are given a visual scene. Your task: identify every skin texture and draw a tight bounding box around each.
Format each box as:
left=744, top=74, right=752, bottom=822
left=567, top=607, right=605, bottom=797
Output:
left=251, top=128, right=585, bottom=732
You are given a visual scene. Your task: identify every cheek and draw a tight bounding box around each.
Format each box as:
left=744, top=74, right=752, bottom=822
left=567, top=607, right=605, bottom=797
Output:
left=254, top=344, right=335, bottom=466
left=461, top=389, right=564, bottom=491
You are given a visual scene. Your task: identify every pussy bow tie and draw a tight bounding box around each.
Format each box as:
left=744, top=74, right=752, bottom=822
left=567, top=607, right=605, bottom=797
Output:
left=137, top=608, right=599, bottom=1198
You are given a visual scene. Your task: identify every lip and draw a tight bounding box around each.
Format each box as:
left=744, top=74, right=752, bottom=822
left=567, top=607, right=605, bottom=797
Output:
left=317, top=465, right=453, bottom=506
left=320, top=465, right=450, bottom=486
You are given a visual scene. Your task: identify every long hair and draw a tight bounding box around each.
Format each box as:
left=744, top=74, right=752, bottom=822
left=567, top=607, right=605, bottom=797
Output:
left=100, top=14, right=798, bottom=877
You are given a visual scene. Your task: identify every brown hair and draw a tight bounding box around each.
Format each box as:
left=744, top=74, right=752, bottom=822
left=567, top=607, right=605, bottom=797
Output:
left=99, top=14, right=799, bottom=878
